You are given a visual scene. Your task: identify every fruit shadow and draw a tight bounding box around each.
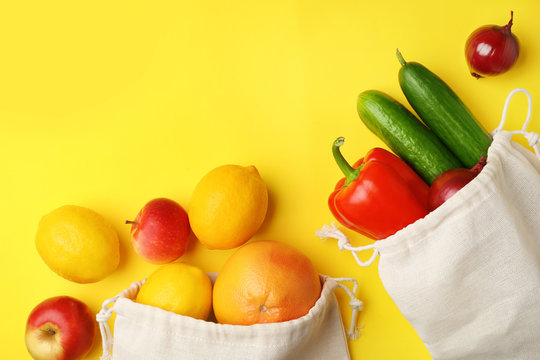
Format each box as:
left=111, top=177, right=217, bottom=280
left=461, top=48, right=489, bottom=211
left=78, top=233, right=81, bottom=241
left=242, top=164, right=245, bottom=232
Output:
left=87, top=335, right=106, bottom=359
left=114, top=222, right=133, bottom=273
left=184, top=231, right=201, bottom=255
left=255, top=187, right=276, bottom=235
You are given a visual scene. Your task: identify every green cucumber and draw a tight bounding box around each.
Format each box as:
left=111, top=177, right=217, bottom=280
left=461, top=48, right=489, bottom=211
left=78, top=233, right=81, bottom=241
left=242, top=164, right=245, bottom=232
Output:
left=397, top=50, right=492, bottom=169
left=357, top=90, right=463, bottom=184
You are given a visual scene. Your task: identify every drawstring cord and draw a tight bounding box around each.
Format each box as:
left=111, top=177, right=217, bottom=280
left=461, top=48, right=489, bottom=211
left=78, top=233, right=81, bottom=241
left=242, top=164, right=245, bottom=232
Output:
left=491, top=88, right=540, bottom=160
left=96, top=298, right=116, bottom=360
left=332, top=277, right=363, bottom=340
left=96, top=280, right=145, bottom=360
left=316, top=222, right=379, bottom=267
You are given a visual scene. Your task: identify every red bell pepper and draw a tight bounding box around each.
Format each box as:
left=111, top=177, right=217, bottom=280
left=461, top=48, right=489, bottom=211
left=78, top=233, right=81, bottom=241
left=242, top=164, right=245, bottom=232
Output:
left=328, top=137, right=429, bottom=240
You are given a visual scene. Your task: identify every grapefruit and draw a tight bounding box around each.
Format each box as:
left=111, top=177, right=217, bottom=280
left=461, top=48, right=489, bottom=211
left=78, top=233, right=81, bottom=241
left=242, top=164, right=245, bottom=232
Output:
left=213, top=240, right=321, bottom=325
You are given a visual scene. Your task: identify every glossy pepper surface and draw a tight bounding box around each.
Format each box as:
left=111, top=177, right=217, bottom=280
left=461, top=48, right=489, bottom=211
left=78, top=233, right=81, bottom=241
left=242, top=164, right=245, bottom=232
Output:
left=328, top=137, right=429, bottom=240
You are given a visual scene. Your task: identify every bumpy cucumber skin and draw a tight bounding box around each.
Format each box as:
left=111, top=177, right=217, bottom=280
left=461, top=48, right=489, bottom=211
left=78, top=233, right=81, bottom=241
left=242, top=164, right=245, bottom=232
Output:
left=398, top=61, right=492, bottom=169
left=357, top=90, right=463, bottom=184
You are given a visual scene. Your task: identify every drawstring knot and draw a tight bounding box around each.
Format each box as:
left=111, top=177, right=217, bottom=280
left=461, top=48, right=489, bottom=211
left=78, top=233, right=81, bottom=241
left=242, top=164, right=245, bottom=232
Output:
left=525, top=131, right=539, bottom=148
left=316, top=223, right=379, bottom=267
left=97, top=280, right=145, bottom=360
left=332, top=277, right=363, bottom=340
left=349, top=297, right=363, bottom=311
left=317, top=223, right=350, bottom=250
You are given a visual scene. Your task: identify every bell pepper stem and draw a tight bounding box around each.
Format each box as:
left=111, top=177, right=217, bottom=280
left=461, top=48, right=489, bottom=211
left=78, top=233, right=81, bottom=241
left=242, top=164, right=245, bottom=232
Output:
left=333, top=137, right=361, bottom=186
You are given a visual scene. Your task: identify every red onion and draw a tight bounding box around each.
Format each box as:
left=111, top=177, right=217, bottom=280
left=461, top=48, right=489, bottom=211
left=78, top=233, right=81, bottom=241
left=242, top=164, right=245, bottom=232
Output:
left=465, top=11, right=519, bottom=78
left=428, top=157, right=486, bottom=211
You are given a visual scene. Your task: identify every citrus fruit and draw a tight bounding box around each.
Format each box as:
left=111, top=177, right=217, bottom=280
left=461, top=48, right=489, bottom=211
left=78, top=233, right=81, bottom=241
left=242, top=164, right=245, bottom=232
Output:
left=188, top=164, right=268, bottom=250
left=212, top=240, right=322, bottom=325
left=136, top=262, right=212, bottom=320
left=35, top=205, right=120, bottom=283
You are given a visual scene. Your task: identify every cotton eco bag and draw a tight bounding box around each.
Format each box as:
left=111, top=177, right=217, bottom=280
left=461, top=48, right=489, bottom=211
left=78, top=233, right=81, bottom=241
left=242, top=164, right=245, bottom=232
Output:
left=97, top=274, right=362, bottom=360
left=317, top=88, right=540, bottom=359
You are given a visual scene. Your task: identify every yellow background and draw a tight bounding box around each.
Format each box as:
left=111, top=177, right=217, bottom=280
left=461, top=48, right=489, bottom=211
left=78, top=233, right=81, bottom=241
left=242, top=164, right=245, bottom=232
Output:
left=2, top=0, right=539, bottom=359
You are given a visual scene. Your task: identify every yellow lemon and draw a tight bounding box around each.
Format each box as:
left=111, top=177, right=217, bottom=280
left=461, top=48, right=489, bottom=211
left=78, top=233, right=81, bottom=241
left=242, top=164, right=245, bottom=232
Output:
left=136, top=262, right=212, bottom=320
left=188, top=164, right=268, bottom=250
left=35, top=205, right=120, bottom=283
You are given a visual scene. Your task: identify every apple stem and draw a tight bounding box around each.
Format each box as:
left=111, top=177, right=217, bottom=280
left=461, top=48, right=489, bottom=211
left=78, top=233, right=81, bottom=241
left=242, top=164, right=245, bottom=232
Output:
left=125, top=220, right=139, bottom=225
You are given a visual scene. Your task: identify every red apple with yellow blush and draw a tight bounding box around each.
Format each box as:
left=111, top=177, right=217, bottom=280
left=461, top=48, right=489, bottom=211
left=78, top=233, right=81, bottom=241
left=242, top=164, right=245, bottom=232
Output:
left=127, top=197, right=190, bottom=264
left=25, top=296, right=96, bottom=360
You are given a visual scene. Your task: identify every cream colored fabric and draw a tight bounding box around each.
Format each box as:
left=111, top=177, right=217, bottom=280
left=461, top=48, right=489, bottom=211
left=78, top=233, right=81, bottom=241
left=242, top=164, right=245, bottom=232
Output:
left=374, top=130, right=540, bottom=360
left=97, top=274, right=359, bottom=360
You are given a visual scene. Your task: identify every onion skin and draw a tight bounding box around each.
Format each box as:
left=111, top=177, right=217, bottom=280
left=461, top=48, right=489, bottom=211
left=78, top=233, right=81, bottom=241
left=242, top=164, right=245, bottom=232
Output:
left=465, top=11, right=519, bottom=78
left=428, top=157, right=486, bottom=211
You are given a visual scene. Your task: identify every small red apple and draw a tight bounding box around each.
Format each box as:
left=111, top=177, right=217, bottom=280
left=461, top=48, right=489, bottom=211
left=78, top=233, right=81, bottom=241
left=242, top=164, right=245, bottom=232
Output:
left=127, top=197, right=191, bottom=264
left=25, top=296, right=96, bottom=360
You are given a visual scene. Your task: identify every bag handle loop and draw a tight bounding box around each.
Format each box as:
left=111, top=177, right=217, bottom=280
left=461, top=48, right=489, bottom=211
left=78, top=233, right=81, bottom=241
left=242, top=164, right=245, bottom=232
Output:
left=316, top=223, right=379, bottom=267
left=492, top=88, right=540, bottom=160
left=96, top=280, right=145, bottom=360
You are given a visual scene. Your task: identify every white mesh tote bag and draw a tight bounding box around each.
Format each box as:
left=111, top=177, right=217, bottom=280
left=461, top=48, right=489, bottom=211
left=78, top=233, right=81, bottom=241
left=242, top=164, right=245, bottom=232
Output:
left=317, top=88, right=540, bottom=360
left=97, top=274, right=362, bottom=360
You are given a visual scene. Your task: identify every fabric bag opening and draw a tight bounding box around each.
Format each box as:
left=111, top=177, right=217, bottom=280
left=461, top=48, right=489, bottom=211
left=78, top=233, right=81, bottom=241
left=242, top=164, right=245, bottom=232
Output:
left=97, top=274, right=362, bottom=360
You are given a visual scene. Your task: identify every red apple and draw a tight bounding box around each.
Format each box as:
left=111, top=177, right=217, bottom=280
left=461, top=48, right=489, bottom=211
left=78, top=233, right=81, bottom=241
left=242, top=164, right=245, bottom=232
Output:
left=25, top=296, right=96, bottom=360
left=127, top=197, right=191, bottom=264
